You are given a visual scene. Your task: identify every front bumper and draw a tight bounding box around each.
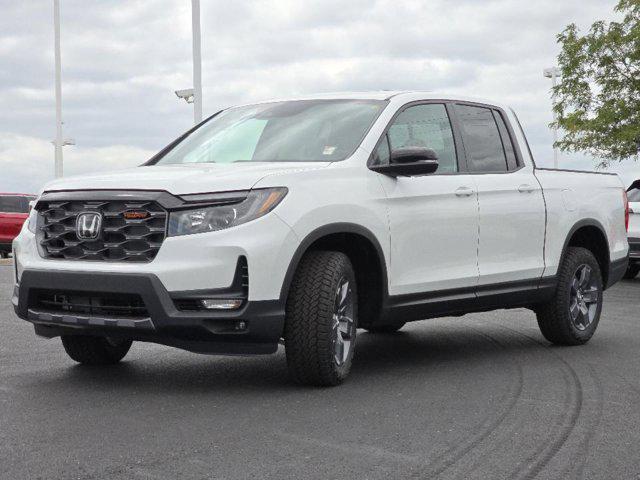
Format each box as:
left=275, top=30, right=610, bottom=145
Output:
left=13, top=269, right=285, bottom=355
left=13, top=210, right=299, bottom=302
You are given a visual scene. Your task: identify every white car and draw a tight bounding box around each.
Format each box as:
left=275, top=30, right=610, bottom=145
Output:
left=12, top=92, right=629, bottom=386
left=625, top=180, right=640, bottom=278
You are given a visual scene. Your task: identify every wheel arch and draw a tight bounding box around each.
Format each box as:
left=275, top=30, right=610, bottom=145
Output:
left=561, top=219, right=611, bottom=289
left=279, top=223, right=389, bottom=326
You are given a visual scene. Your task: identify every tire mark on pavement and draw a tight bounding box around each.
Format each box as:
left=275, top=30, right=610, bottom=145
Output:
left=500, top=326, right=583, bottom=480
left=410, top=328, right=525, bottom=479
left=569, top=363, right=603, bottom=480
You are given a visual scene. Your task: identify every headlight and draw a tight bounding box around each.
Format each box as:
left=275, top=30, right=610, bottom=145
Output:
left=27, top=208, right=38, bottom=234
left=168, top=187, right=288, bottom=237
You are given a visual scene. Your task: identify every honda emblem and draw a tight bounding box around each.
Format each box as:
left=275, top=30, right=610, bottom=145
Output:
left=76, top=212, right=102, bottom=240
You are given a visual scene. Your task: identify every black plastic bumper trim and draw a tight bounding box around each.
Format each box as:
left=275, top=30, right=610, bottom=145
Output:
left=15, top=269, right=284, bottom=355
left=607, top=256, right=629, bottom=288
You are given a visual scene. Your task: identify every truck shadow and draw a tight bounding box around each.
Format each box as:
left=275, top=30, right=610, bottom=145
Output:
left=39, top=321, right=566, bottom=394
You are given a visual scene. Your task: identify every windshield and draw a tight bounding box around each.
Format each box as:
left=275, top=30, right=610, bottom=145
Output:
left=155, top=99, right=387, bottom=165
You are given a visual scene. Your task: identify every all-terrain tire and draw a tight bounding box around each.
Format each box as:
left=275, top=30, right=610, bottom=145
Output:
left=61, top=336, right=132, bottom=365
left=536, top=247, right=603, bottom=346
left=284, top=250, right=357, bottom=386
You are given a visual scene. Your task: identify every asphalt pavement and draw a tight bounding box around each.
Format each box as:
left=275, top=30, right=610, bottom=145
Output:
left=1, top=260, right=639, bottom=480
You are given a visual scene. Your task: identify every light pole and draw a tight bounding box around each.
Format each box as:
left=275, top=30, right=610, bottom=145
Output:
left=191, top=0, right=202, bottom=124
left=543, top=67, right=561, bottom=169
left=53, top=0, right=63, bottom=178
left=176, top=0, right=203, bottom=124
left=52, top=0, right=74, bottom=178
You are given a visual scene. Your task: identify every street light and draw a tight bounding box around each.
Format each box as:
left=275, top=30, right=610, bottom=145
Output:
left=53, top=0, right=74, bottom=178
left=175, top=0, right=203, bottom=125
left=544, top=66, right=561, bottom=169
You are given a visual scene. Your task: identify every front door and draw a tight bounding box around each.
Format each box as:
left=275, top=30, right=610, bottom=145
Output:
left=372, top=103, right=480, bottom=296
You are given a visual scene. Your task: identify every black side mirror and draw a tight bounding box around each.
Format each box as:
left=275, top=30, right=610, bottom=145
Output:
left=391, top=147, right=438, bottom=164
left=370, top=147, right=439, bottom=177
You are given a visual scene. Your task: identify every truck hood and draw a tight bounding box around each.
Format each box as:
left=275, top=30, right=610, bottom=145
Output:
left=41, top=162, right=331, bottom=195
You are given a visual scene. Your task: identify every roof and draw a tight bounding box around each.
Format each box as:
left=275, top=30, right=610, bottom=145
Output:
left=232, top=91, right=507, bottom=110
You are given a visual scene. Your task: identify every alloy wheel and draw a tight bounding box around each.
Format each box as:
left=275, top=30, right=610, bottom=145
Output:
left=332, top=277, right=355, bottom=366
left=569, top=264, right=600, bottom=331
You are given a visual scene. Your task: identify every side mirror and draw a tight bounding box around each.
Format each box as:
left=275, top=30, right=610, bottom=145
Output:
left=370, top=147, right=439, bottom=177
left=391, top=147, right=438, bottom=164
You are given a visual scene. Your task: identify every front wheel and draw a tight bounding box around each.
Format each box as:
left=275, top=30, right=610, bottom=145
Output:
left=536, top=247, right=603, bottom=345
left=61, top=335, right=132, bottom=365
left=284, top=251, right=357, bottom=386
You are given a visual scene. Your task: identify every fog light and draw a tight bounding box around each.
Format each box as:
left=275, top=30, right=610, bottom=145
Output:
left=200, top=299, right=243, bottom=310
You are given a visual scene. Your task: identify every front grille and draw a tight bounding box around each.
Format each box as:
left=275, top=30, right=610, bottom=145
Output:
left=35, top=291, right=148, bottom=318
left=37, top=199, right=167, bottom=262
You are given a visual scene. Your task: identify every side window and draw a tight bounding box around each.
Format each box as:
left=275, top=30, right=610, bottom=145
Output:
left=373, top=104, right=458, bottom=173
left=372, top=136, right=390, bottom=165
left=493, top=111, right=518, bottom=170
left=455, top=104, right=508, bottom=173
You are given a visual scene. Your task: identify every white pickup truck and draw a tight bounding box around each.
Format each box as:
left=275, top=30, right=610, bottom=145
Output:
left=12, top=92, right=629, bottom=386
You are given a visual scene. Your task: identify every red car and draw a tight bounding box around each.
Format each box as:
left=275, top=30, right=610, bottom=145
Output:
left=0, top=193, right=35, bottom=258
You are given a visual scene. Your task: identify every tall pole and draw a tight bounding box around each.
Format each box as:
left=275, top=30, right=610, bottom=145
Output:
left=543, top=67, right=560, bottom=169
left=551, top=70, right=559, bottom=169
left=191, top=0, right=202, bottom=124
left=53, top=0, right=63, bottom=177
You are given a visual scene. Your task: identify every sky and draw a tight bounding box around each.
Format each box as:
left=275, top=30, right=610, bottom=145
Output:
left=1, top=0, right=638, bottom=193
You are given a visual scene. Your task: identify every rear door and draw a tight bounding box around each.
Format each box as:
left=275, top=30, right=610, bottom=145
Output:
left=452, top=104, right=546, bottom=286
left=371, top=102, right=479, bottom=295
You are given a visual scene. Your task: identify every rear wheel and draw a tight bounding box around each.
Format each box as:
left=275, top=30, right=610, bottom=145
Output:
left=61, top=335, right=132, bottom=365
left=0, top=251, right=7, bottom=259
left=284, top=251, right=357, bottom=386
left=536, top=247, right=603, bottom=345
left=623, top=264, right=639, bottom=279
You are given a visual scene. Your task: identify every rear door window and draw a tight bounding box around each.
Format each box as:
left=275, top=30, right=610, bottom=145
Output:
left=455, top=104, right=508, bottom=173
left=0, top=196, right=30, bottom=213
left=493, top=111, right=519, bottom=170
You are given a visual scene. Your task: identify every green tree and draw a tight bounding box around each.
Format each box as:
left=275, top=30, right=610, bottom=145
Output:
left=553, top=0, right=640, bottom=166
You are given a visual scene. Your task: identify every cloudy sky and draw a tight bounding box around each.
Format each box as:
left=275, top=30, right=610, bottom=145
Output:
left=1, top=0, right=638, bottom=193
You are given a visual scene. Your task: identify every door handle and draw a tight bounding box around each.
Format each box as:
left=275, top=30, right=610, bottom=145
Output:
left=518, top=184, right=535, bottom=193
left=455, top=186, right=475, bottom=197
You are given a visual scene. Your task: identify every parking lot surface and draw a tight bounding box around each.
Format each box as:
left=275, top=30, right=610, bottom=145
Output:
left=1, top=261, right=639, bottom=479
